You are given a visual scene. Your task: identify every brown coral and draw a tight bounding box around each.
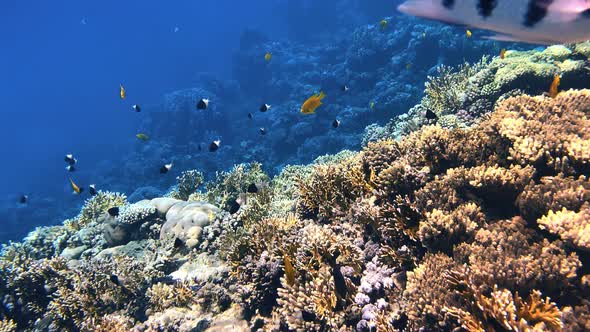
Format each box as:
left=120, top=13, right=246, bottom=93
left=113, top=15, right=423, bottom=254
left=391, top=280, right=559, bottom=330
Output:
left=517, top=175, right=590, bottom=222
left=445, top=268, right=564, bottom=331
left=538, top=202, right=590, bottom=251
left=454, top=217, right=581, bottom=295
left=490, top=90, right=590, bottom=175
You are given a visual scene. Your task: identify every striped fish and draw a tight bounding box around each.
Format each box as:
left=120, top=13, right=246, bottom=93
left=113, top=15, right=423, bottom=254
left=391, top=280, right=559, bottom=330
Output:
left=398, top=0, right=590, bottom=44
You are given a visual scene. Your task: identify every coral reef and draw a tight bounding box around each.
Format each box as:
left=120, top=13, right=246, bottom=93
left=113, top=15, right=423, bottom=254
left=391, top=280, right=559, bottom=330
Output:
left=2, top=29, right=590, bottom=330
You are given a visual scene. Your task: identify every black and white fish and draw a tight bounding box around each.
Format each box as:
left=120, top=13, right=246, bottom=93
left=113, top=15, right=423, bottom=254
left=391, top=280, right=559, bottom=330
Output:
left=196, top=98, right=210, bottom=110
left=107, top=207, right=119, bottom=217
left=259, top=127, right=267, bottom=135
left=425, top=109, right=439, bottom=121
left=89, top=184, right=97, bottom=196
left=247, top=183, right=259, bottom=193
left=19, top=195, right=28, bottom=205
left=398, top=0, right=590, bottom=44
left=341, top=85, right=349, bottom=92
left=259, top=103, right=271, bottom=112
left=64, top=154, right=77, bottom=165
left=65, top=165, right=76, bottom=172
left=132, top=104, right=141, bottom=112
left=160, top=162, right=173, bottom=174
left=209, top=140, right=221, bottom=152
left=332, top=119, right=341, bottom=128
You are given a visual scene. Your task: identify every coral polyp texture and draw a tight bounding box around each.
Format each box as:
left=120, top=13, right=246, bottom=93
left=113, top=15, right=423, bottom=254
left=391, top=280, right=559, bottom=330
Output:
left=2, top=62, right=590, bottom=330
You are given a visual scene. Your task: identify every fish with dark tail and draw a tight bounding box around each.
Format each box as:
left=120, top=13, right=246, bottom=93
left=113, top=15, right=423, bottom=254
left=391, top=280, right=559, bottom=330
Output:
left=398, top=0, right=590, bottom=44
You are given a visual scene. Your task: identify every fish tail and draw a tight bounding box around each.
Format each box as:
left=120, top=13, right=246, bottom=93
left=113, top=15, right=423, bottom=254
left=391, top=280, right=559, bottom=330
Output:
left=318, top=91, right=326, bottom=99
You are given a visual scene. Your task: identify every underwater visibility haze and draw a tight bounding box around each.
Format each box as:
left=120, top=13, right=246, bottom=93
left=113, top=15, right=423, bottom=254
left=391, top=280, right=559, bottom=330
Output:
left=1, top=0, right=590, bottom=330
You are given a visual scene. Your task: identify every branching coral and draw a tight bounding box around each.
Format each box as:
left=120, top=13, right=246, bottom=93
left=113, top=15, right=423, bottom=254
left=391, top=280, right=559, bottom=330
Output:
left=490, top=90, right=590, bottom=175
left=172, top=169, right=204, bottom=200
left=454, top=217, right=581, bottom=296
left=445, top=268, right=564, bottom=331
left=423, top=57, right=489, bottom=117
left=297, top=156, right=372, bottom=220
left=417, top=202, right=486, bottom=252
left=276, top=265, right=345, bottom=331
left=538, top=202, right=590, bottom=251
left=147, top=281, right=197, bottom=313
left=402, top=252, right=459, bottom=330
left=77, top=191, right=128, bottom=227
left=203, top=162, right=269, bottom=211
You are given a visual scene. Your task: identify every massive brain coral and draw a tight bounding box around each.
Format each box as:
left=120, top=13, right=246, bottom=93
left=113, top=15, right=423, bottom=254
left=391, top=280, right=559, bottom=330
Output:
left=156, top=198, right=219, bottom=248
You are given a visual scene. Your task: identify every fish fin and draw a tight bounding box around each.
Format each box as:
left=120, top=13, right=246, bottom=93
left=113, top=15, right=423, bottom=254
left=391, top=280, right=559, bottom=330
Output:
left=482, top=34, right=552, bottom=45
left=397, top=0, right=466, bottom=25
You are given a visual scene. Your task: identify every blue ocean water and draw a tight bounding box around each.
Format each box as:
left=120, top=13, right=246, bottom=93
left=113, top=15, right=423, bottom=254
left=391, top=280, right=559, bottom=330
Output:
left=1, top=0, right=532, bottom=244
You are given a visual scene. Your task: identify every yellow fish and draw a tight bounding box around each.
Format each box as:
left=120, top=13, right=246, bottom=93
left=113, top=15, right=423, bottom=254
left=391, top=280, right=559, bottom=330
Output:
left=120, top=84, right=126, bottom=99
left=380, top=19, right=388, bottom=30
left=466, top=29, right=472, bottom=38
left=500, top=48, right=506, bottom=59
left=136, top=133, right=149, bottom=141
left=549, top=74, right=561, bottom=98
left=300, top=91, right=326, bottom=114
left=264, top=52, right=272, bottom=61
left=69, top=178, right=82, bottom=195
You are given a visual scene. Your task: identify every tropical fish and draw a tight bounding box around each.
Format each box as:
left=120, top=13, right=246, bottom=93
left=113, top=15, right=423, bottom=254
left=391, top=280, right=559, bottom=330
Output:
left=208, top=210, right=215, bottom=221
left=120, top=84, right=126, bottom=99
left=397, top=0, right=590, bottom=45
left=160, top=162, right=173, bottom=174
left=230, top=193, right=248, bottom=214
left=69, top=178, right=83, bottom=195
left=19, top=195, right=28, bottom=205
left=66, top=165, right=76, bottom=172
left=173, top=237, right=184, bottom=249
left=341, top=85, right=349, bottom=92
left=196, top=98, right=209, bottom=110
left=64, top=154, right=77, bottom=166
left=136, top=133, right=150, bottom=141
left=500, top=48, right=507, bottom=59
left=425, top=109, right=439, bottom=121
left=466, top=29, right=473, bottom=38
left=259, top=128, right=266, bottom=135
left=132, top=104, right=141, bottom=112
left=380, top=19, right=388, bottom=30
left=247, top=112, right=253, bottom=119
left=332, top=119, right=341, bottom=128
left=300, top=91, right=326, bottom=114
left=260, top=103, right=271, bottom=112
left=209, top=140, right=221, bottom=152
left=247, top=183, right=259, bottom=193
left=264, top=52, right=272, bottom=61
left=549, top=74, right=561, bottom=98
left=107, top=207, right=119, bottom=217
left=89, top=184, right=97, bottom=196
left=370, top=101, right=376, bottom=109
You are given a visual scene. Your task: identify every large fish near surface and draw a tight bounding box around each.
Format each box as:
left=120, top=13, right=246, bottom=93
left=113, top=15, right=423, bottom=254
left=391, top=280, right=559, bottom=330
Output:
left=398, top=0, right=590, bottom=44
